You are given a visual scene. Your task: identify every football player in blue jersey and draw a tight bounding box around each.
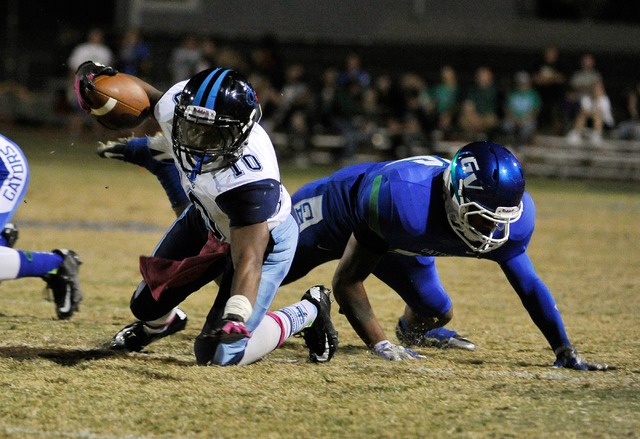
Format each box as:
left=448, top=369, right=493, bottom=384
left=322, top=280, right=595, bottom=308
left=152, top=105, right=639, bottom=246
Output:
left=96, top=124, right=609, bottom=369
left=75, top=62, right=338, bottom=365
left=0, top=134, right=82, bottom=320
left=284, top=141, right=609, bottom=369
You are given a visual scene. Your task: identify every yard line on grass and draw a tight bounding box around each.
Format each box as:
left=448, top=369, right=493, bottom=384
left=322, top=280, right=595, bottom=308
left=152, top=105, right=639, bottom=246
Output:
left=14, top=220, right=166, bottom=233
left=4, top=426, right=184, bottom=439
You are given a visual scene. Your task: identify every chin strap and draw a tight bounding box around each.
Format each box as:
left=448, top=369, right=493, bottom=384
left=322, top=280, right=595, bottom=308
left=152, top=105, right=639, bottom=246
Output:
left=188, top=156, right=203, bottom=182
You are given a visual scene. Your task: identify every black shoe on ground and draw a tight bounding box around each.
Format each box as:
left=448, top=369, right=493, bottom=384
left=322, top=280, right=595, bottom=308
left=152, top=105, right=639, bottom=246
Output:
left=301, top=285, right=339, bottom=363
left=110, top=308, right=188, bottom=352
left=42, top=249, right=82, bottom=320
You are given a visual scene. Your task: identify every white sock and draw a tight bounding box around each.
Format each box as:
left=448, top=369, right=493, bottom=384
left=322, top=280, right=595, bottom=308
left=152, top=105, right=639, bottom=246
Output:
left=144, top=308, right=178, bottom=334
left=0, top=247, right=20, bottom=280
left=238, top=300, right=318, bottom=365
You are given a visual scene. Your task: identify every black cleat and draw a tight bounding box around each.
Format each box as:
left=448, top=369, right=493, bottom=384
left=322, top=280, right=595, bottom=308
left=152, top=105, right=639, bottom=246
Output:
left=396, top=320, right=476, bottom=351
left=301, top=285, right=339, bottom=363
left=110, top=309, right=188, bottom=352
left=42, top=249, right=82, bottom=320
left=1, top=223, right=18, bottom=248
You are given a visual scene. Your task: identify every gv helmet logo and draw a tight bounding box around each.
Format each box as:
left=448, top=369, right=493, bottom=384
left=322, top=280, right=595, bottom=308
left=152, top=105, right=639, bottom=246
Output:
left=458, top=156, right=483, bottom=194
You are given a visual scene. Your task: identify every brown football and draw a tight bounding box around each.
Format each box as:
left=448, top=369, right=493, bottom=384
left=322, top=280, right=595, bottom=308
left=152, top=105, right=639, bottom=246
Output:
left=85, top=73, right=150, bottom=130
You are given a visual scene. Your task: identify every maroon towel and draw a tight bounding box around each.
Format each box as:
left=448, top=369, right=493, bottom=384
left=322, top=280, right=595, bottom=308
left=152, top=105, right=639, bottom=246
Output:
left=139, top=232, right=230, bottom=300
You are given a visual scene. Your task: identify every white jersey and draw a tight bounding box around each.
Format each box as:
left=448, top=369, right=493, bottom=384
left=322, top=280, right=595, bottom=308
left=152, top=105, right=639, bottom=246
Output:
left=153, top=80, right=292, bottom=242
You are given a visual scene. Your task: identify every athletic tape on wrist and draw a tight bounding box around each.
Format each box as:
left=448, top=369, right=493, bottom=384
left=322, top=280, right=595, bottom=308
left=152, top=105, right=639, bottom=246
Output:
left=224, top=295, right=253, bottom=322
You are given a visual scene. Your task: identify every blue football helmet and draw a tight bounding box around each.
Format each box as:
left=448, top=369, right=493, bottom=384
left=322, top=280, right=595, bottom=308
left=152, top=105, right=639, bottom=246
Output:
left=172, top=68, right=262, bottom=179
left=442, top=141, right=525, bottom=253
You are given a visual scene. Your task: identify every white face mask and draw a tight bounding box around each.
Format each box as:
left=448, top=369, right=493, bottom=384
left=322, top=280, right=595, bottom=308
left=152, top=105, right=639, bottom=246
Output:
left=443, top=167, right=522, bottom=253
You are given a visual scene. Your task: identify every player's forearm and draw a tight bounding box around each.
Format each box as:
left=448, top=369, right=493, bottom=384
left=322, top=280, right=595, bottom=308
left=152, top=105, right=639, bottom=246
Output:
left=501, top=254, right=571, bottom=351
left=333, top=235, right=387, bottom=346
left=229, top=258, right=262, bottom=305
left=229, top=222, right=270, bottom=305
left=332, top=282, right=386, bottom=347
left=518, top=279, right=570, bottom=351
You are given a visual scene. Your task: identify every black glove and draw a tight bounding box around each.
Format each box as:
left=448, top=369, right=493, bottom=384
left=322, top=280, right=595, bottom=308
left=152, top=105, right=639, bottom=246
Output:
left=553, top=345, right=612, bottom=371
left=74, top=60, right=118, bottom=111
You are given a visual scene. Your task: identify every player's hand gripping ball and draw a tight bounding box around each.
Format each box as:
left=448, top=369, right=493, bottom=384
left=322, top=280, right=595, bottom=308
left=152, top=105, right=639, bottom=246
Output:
left=75, top=61, right=150, bottom=130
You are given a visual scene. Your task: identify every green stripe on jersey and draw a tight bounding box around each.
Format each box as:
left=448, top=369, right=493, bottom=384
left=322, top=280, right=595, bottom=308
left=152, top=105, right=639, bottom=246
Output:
left=369, top=175, right=384, bottom=239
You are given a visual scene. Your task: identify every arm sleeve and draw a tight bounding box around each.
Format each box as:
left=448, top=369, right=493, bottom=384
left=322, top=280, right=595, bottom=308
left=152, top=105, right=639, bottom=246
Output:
left=216, top=179, right=280, bottom=227
left=500, top=252, right=571, bottom=351
left=154, top=162, right=189, bottom=210
left=125, top=136, right=188, bottom=210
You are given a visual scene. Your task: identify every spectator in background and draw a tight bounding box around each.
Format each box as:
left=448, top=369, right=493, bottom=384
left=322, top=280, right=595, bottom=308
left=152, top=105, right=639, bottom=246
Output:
left=501, top=71, right=541, bottom=149
left=569, top=54, right=602, bottom=99
left=316, top=67, right=341, bottom=134
left=272, top=63, right=315, bottom=167
left=333, top=78, right=368, bottom=165
left=170, top=34, right=202, bottom=83
left=117, top=29, right=151, bottom=79
left=317, top=67, right=370, bottom=165
left=67, top=28, right=114, bottom=73
left=613, top=82, right=640, bottom=141
left=532, top=45, right=566, bottom=134
left=195, top=39, right=220, bottom=72
left=215, top=44, right=249, bottom=72
left=66, top=28, right=114, bottom=137
left=250, top=35, right=285, bottom=90
left=248, top=72, right=280, bottom=132
left=567, top=81, right=614, bottom=145
left=338, top=53, right=371, bottom=90
left=555, top=53, right=602, bottom=136
left=397, top=72, right=438, bottom=156
left=458, top=66, right=500, bottom=139
left=273, top=64, right=313, bottom=131
left=374, top=74, right=406, bottom=160
left=431, top=65, right=461, bottom=139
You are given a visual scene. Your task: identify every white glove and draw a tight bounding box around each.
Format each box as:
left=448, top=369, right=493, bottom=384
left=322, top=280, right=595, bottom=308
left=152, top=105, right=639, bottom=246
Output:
left=373, top=340, right=425, bottom=361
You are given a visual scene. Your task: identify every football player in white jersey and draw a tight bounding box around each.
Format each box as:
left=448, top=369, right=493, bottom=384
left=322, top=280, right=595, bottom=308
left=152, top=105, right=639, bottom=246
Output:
left=75, top=62, right=338, bottom=365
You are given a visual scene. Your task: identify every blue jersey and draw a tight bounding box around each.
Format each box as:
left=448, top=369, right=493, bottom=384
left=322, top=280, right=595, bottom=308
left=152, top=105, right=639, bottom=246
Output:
left=356, top=157, right=534, bottom=262
left=0, top=134, right=29, bottom=230
left=289, top=156, right=570, bottom=351
left=293, top=157, right=533, bottom=262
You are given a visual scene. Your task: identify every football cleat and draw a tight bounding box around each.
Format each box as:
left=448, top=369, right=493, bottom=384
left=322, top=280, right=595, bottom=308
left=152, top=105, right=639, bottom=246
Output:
left=42, top=249, right=82, bottom=320
left=396, top=320, right=476, bottom=351
left=1, top=223, right=19, bottom=248
left=300, top=285, right=339, bottom=363
left=110, top=308, right=188, bottom=352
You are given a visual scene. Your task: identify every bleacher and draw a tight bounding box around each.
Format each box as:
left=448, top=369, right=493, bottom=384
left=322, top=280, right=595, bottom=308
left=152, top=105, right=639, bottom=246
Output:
left=422, top=135, right=640, bottom=182
left=271, top=129, right=640, bottom=182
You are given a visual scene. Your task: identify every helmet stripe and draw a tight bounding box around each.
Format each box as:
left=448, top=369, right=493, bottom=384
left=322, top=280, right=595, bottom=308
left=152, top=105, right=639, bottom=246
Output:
left=192, top=68, right=221, bottom=106
left=193, top=68, right=228, bottom=109
left=204, top=69, right=231, bottom=110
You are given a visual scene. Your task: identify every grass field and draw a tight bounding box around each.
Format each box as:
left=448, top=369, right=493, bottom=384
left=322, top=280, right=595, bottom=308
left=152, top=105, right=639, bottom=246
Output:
left=0, top=123, right=639, bottom=438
